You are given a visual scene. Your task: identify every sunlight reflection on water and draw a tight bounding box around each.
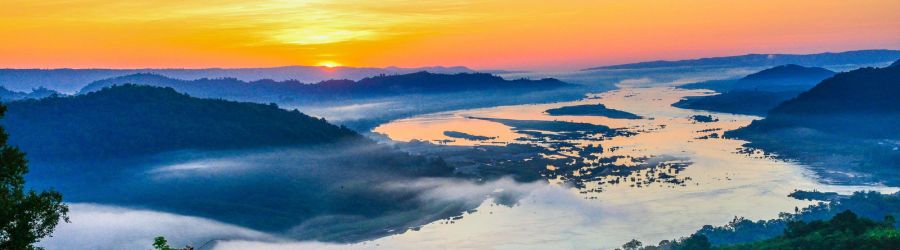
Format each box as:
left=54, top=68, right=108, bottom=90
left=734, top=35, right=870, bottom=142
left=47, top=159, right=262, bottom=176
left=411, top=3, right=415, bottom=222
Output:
left=361, top=86, right=899, bottom=249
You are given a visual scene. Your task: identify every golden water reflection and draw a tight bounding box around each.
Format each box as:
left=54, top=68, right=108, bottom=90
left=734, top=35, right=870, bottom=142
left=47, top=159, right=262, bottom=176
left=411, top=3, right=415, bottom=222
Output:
left=369, top=86, right=898, bottom=249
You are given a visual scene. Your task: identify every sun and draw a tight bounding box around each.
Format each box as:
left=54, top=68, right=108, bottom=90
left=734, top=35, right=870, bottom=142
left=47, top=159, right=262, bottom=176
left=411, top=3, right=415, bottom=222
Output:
left=317, top=61, right=342, bottom=68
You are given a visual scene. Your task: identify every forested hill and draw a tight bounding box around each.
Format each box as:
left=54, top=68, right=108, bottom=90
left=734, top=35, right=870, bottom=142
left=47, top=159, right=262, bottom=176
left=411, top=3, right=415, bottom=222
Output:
left=743, top=60, right=900, bottom=138
left=2, top=84, right=361, bottom=161
left=725, top=61, right=900, bottom=185
left=77, top=71, right=569, bottom=103
left=673, top=64, right=836, bottom=115
left=0, top=86, right=59, bottom=102
left=731, top=64, right=835, bottom=91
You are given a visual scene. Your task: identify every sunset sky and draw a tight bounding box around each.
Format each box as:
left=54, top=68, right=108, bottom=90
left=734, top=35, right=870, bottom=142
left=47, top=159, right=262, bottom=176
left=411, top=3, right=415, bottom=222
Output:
left=1, top=0, right=898, bottom=70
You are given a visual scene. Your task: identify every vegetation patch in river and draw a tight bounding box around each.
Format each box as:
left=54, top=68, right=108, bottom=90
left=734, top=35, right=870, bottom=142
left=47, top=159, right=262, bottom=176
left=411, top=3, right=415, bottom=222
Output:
left=469, top=117, right=634, bottom=141
left=442, top=131, right=497, bottom=141
left=544, top=103, right=643, bottom=119
left=689, top=115, right=719, bottom=123
left=402, top=137, right=693, bottom=195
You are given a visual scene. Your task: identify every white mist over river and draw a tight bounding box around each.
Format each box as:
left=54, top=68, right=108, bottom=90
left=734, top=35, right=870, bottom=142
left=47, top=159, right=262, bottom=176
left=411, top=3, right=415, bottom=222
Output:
left=38, top=73, right=899, bottom=250
left=214, top=85, right=898, bottom=249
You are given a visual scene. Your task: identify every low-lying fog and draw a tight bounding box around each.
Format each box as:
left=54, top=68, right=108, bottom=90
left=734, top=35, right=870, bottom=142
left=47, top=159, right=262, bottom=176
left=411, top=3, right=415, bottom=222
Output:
left=35, top=64, right=899, bottom=249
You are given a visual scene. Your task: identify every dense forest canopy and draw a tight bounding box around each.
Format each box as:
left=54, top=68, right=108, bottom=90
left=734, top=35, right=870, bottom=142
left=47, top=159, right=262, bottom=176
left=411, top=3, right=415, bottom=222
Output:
left=2, top=84, right=361, bottom=161
left=627, top=209, right=899, bottom=250
left=740, top=61, right=900, bottom=139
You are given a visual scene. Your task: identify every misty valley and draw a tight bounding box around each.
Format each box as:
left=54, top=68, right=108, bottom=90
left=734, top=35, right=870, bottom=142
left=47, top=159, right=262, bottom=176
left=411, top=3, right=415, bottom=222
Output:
left=3, top=50, right=900, bottom=250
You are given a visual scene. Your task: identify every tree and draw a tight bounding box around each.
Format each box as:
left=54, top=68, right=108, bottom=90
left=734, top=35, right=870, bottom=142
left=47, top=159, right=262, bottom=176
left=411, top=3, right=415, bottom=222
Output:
left=0, top=104, right=69, bottom=250
left=153, top=236, right=179, bottom=250
left=152, top=236, right=193, bottom=250
left=623, top=239, right=643, bottom=250
left=677, top=234, right=711, bottom=250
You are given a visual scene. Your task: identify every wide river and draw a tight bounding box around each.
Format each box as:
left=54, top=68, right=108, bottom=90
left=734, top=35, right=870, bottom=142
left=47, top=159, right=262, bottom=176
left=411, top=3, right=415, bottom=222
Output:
left=215, top=85, right=898, bottom=250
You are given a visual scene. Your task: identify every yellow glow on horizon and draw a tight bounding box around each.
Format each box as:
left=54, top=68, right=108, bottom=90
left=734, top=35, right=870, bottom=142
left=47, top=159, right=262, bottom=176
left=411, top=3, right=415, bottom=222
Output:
left=317, top=61, right=342, bottom=68
left=0, top=0, right=898, bottom=70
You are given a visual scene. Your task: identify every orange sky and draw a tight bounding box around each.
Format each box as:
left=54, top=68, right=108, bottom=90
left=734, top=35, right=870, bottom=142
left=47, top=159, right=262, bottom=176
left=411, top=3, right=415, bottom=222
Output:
left=1, top=0, right=898, bottom=70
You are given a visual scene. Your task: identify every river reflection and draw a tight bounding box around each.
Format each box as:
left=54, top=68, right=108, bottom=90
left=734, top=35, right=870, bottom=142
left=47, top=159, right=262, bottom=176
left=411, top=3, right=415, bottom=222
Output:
left=359, top=86, right=899, bottom=249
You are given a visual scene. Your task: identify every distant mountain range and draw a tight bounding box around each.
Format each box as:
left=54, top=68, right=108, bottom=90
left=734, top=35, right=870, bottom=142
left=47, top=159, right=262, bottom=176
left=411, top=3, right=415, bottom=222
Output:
left=0, top=65, right=476, bottom=93
left=674, top=64, right=837, bottom=115
left=77, top=71, right=569, bottom=104
left=585, top=49, right=900, bottom=71
left=3, top=84, right=361, bottom=161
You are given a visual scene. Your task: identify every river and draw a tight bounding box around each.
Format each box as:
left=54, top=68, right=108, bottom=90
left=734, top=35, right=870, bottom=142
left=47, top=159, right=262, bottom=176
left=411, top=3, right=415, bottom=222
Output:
left=350, top=85, right=897, bottom=249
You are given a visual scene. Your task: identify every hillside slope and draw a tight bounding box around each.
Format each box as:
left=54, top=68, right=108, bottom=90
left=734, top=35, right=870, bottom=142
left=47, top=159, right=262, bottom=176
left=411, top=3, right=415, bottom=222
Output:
left=3, top=84, right=360, bottom=161
left=674, top=65, right=837, bottom=115
left=726, top=61, right=900, bottom=185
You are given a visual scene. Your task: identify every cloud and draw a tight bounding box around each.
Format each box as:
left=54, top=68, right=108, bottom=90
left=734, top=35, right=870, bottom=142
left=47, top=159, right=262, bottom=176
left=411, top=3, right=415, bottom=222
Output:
left=38, top=178, right=603, bottom=250
left=616, top=77, right=656, bottom=87
left=38, top=203, right=282, bottom=250
left=210, top=177, right=618, bottom=250
left=297, top=101, right=397, bottom=121
left=381, top=177, right=553, bottom=207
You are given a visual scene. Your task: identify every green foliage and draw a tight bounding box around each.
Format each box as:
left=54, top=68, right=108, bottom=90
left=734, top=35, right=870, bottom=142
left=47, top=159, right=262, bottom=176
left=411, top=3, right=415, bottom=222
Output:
left=0, top=104, right=69, bottom=250
left=631, top=210, right=899, bottom=250
left=623, top=239, right=643, bottom=250
left=623, top=205, right=900, bottom=250
left=719, top=210, right=900, bottom=250
left=152, top=236, right=175, bottom=250
left=625, top=234, right=711, bottom=250
left=696, top=191, right=900, bottom=245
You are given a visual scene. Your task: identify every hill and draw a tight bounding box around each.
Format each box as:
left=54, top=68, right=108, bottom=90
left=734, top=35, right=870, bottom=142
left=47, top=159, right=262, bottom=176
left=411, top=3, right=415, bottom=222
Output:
left=1, top=84, right=467, bottom=241
left=0, top=66, right=475, bottom=93
left=673, top=91, right=800, bottom=116
left=0, top=86, right=60, bottom=102
left=719, top=210, right=899, bottom=250
left=726, top=61, right=900, bottom=185
left=628, top=209, right=899, bottom=250
left=677, top=79, right=739, bottom=93
left=738, top=62, right=900, bottom=138
left=77, top=72, right=569, bottom=104
left=2, top=84, right=361, bottom=161
left=731, top=64, right=835, bottom=91
left=674, top=65, right=836, bottom=115
left=585, top=49, right=900, bottom=70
